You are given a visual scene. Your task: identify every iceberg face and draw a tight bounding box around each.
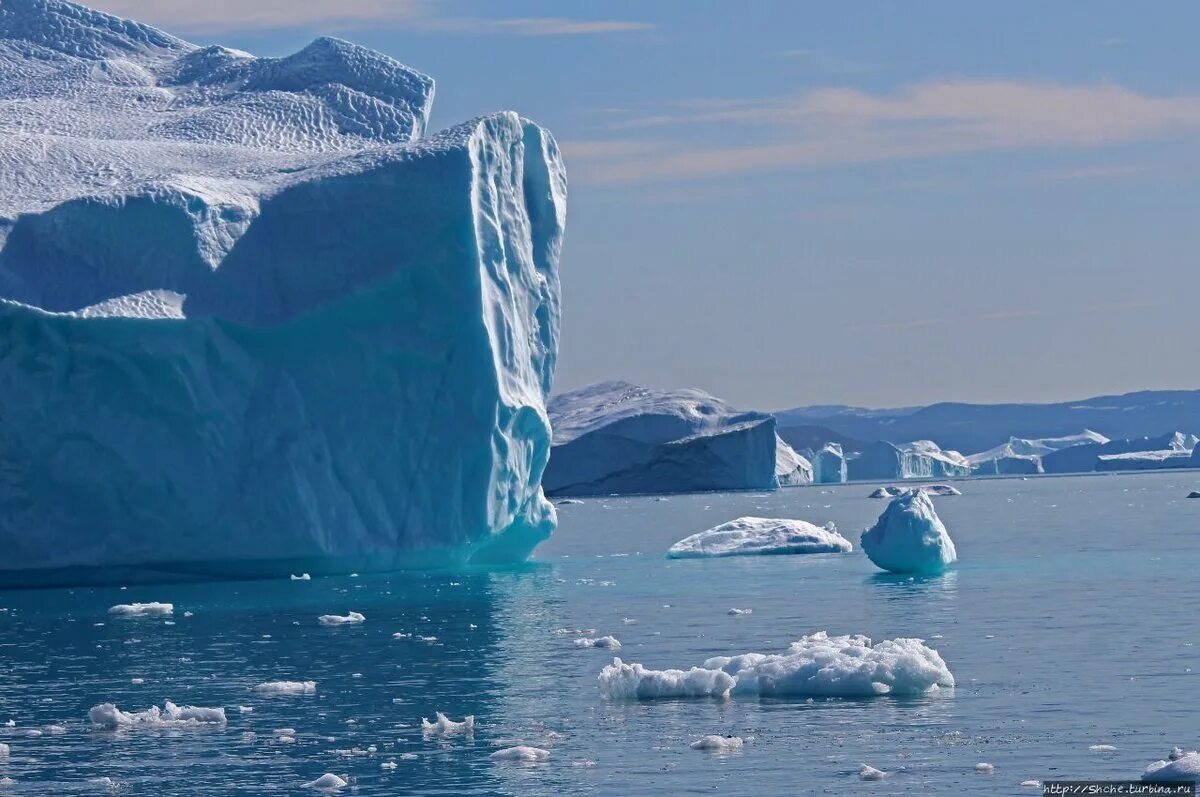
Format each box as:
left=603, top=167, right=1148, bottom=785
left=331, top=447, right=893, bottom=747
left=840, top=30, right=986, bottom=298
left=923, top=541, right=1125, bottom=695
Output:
left=806, top=442, right=848, bottom=484
left=775, top=437, right=814, bottom=486
left=965, top=430, right=1106, bottom=475
left=847, top=440, right=969, bottom=482
left=860, top=491, right=957, bottom=574
left=0, top=1, right=566, bottom=584
left=667, top=517, right=852, bottom=559
left=542, top=381, right=780, bottom=496
left=1042, top=432, right=1196, bottom=474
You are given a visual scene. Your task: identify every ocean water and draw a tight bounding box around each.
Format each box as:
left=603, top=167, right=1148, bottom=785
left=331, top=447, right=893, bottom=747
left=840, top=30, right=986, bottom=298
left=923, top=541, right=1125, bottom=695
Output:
left=0, top=473, right=1197, bottom=794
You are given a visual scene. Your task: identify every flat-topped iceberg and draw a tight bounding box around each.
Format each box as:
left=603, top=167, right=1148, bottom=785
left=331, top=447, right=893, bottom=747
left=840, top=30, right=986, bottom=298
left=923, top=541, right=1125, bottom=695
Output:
left=0, top=0, right=566, bottom=585
left=1042, top=432, right=1196, bottom=474
left=848, top=440, right=969, bottom=482
left=807, top=442, right=848, bottom=484
left=861, top=491, right=957, bottom=574
left=543, top=381, right=805, bottom=496
left=667, top=517, right=852, bottom=558
left=598, top=632, right=954, bottom=700
left=965, top=430, right=1106, bottom=475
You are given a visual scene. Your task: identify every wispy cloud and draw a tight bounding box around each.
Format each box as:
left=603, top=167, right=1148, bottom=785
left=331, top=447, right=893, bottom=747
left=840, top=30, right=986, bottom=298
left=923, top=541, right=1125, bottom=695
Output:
left=572, top=80, right=1200, bottom=184
left=87, top=0, right=652, bottom=36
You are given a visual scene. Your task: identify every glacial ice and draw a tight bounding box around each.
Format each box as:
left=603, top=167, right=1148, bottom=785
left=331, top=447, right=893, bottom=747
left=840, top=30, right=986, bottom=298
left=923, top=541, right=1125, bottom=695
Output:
left=574, top=636, right=621, bottom=649
left=301, top=774, right=348, bottom=791
left=1042, top=432, right=1195, bottom=474
left=0, top=0, right=566, bottom=585
left=807, top=443, right=848, bottom=484
left=965, top=430, right=1107, bottom=474
left=667, top=517, right=852, bottom=558
left=543, top=381, right=791, bottom=496
left=490, top=746, right=550, bottom=763
left=860, top=491, right=957, bottom=575
left=420, top=712, right=475, bottom=736
left=318, top=612, right=364, bottom=627
left=859, top=764, right=886, bottom=781
left=869, top=487, right=905, bottom=499
left=599, top=632, right=953, bottom=700
left=690, top=735, right=744, bottom=751
left=1143, top=751, right=1200, bottom=782
left=88, top=701, right=227, bottom=729
left=252, top=681, right=316, bottom=695
left=107, top=602, right=173, bottom=617
left=848, top=441, right=970, bottom=482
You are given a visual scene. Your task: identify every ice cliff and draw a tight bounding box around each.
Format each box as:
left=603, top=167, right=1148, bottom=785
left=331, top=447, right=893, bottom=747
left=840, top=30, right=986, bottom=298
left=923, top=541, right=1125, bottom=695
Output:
left=847, top=440, right=969, bottom=482
left=0, top=0, right=567, bottom=584
left=543, top=381, right=808, bottom=496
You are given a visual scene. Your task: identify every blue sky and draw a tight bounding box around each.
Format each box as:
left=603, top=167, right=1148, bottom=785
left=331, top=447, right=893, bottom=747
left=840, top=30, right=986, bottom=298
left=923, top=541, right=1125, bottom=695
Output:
left=91, top=0, right=1200, bottom=410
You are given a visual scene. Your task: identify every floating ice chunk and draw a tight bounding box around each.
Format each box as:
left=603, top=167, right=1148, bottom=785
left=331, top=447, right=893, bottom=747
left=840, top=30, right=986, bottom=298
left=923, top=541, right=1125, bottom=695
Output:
left=318, top=612, right=365, bottom=626
left=869, top=487, right=904, bottom=499
left=490, top=746, right=550, bottom=762
left=381, top=761, right=397, bottom=770
left=728, top=608, right=753, bottom=616
left=861, top=491, right=957, bottom=575
left=574, top=636, right=621, bottom=649
left=1143, top=751, right=1200, bottom=782
left=421, top=712, right=475, bottom=736
left=859, top=764, right=885, bottom=780
left=668, top=517, right=852, bottom=559
left=919, top=484, right=961, bottom=496
left=291, top=574, right=312, bottom=581
left=399, top=753, right=418, bottom=760
left=301, top=774, right=348, bottom=791
left=601, top=632, right=952, bottom=700
left=1020, top=781, right=1042, bottom=789
left=557, top=499, right=585, bottom=506
left=690, top=735, right=743, bottom=751
left=107, top=603, right=173, bottom=617
left=572, top=759, right=598, bottom=767
left=598, top=658, right=736, bottom=700
left=1170, top=747, right=1190, bottom=760
left=253, top=681, right=316, bottom=696
left=1089, top=744, right=1117, bottom=752
left=0, top=743, right=9, bottom=757
left=0, top=778, right=13, bottom=787
left=88, top=701, right=226, bottom=729
left=975, top=762, right=995, bottom=773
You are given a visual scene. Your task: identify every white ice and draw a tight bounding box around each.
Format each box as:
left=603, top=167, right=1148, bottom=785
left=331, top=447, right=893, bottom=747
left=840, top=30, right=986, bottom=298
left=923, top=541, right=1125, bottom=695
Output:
left=301, top=774, right=348, bottom=791
left=667, top=517, right=852, bottom=559
left=574, top=636, right=621, bottom=649
left=690, top=735, right=743, bottom=751
left=421, top=712, right=475, bottom=736
left=1143, top=751, right=1200, bottom=782
left=318, top=612, right=364, bottom=626
left=859, top=764, right=885, bottom=781
left=490, top=746, right=550, bottom=762
left=252, top=681, right=316, bottom=695
left=107, top=603, right=173, bottom=617
left=88, top=701, right=226, bottom=729
left=860, top=491, right=957, bottom=575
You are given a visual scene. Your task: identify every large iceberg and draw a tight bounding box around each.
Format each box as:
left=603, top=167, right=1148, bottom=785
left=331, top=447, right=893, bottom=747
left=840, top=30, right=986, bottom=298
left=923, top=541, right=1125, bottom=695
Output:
left=543, top=381, right=808, bottom=496
left=860, top=491, right=957, bottom=575
left=1042, top=432, right=1196, bottom=474
left=965, top=430, right=1107, bottom=475
left=806, top=442, right=848, bottom=484
left=0, top=0, right=566, bottom=584
left=847, top=440, right=969, bottom=482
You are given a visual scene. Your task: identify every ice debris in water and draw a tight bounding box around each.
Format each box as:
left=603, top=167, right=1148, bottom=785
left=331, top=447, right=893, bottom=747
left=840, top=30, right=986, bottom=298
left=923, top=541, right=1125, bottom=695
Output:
left=690, top=735, right=743, bottom=751
left=599, top=632, right=953, bottom=700
left=1143, top=750, right=1200, bottom=782
left=728, top=608, right=753, bottom=616
left=859, top=764, right=885, bottom=780
left=301, top=773, right=348, bottom=791
left=975, top=762, right=995, bottom=773
left=291, top=574, right=312, bottom=581
left=1090, top=744, right=1117, bottom=752
left=421, top=712, right=475, bottom=736
left=318, top=612, right=365, bottom=626
left=0, top=743, right=9, bottom=757
left=107, top=603, right=173, bottom=617
left=490, top=746, right=550, bottom=762
left=667, top=517, right=852, bottom=558
left=860, top=491, right=957, bottom=575
left=89, top=701, right=226, bottom=729
left=869, top=487, right=904, bottom=498
left=574, top=636, right=621, bottom=649
left=253, top=681, right=317, bottom=696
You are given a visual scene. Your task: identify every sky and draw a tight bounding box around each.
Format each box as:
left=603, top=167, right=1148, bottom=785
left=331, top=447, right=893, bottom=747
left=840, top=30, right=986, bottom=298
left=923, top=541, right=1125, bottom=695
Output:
left=88, top=0, right=1200, bottom=410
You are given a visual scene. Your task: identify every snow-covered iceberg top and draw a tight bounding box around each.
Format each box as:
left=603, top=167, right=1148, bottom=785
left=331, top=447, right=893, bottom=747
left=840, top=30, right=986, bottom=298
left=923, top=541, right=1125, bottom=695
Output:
left=1142, top=750, right=1200, bottom=782
left=598, top=632, right=954, bottom=700
left=848, top=440, right=969, bottom=482
left=861, top=491, right=957, bottom=574
left=965, top=430, right=1108, bottom=467
left=667, top=516, right=852, bottom=558
left=0, top=0, right=566, bottom=584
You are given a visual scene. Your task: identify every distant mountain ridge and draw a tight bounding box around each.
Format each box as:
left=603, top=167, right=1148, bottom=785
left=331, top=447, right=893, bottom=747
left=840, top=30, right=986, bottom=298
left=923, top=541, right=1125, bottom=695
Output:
left=776, top=389, right=1200, bottom=454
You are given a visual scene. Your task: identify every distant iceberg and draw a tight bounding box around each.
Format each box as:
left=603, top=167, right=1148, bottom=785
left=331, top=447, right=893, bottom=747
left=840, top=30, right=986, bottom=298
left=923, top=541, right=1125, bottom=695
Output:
left=1043, top=432, right=1196, bottom=474
left=0, top=0, right=566, bottom=584
left=667, top=517, right=852, bottom=558
left=847, top=440, right=969, bottom=482
left=861, top=491, right=957, bottom=575
left=807, top=443, right=848, bottom=484
left=543, top=381, right=798, bottom=496
left=966, top=430, right=1107, bottom=475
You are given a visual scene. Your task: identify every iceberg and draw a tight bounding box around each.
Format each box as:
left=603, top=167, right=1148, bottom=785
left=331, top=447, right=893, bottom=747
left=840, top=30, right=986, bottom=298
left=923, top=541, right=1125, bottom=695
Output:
left=806, top=442, right=848, bottom=484
left=543, top=381, right=794, bottom=496
left=847, top=441, right=969, bottom=482
left=1042, top=432, right=1195, bottom=474
left=1143, top=751, right=1200, bottom=782
left=599, top=632, right=953, bottom=700
left=0, top=1, right=566, bottom=585
left=667, top=516, right=852, bottom=558
left=860, top=491, right=957, bottom=574
left=965, top=430, right=1106, bottom=474
left=775, top=437, right=815, bottom=487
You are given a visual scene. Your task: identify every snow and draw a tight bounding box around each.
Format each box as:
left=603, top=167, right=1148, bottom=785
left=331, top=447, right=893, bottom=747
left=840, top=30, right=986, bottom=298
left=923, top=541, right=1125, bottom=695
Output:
left=860, top=491, right=957, bottom=575
left=807, top=443, right=847, bottom=484
left=1143, top=751, right=1200, bottom=782
left=543, top=381, right=782, bottom=496
left=667, top=517, right=852, bottom=558
left=0, top=0, right=566, bottom=586
left=318, top=612, right=364, bottom=626
left=421, top=712, right=475, bottom=736
left=599, top=632, right=953, bottom=700
left=574, top=636, right=621, bottom=649
left=859, top=764, right=885, bottom=781
left=252, top=681, right=316, bottom=695
left=490, top=746, right=550, bottom=762
left=849, top=441, right=970, bottom=482
left=301, top=774, right=348, bottom=791
left=107, top=602, right=172, bottom=617
left=690, top=735, right=743, bottom=751
left=88, top=701, right=226, bottom=729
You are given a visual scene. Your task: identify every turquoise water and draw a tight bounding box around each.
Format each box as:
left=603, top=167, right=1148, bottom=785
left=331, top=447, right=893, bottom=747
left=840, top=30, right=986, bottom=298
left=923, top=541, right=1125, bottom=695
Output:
left=0, top=473, right=1197, bottom=794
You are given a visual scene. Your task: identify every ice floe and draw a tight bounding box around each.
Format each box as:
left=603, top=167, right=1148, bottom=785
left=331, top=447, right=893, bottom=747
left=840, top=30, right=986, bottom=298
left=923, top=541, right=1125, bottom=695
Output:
left=421, top=712, right=475, bottom=736
left=490, top=745, right=550, bottom=762
left=301, top=773, right=348, bottom=791
left=859, top=764, right=885, bottom=780
left=88, top=701, right=226, bottom=729
left=668, top=517, right=852, bottom=559
left=1143, top=750, right=1200, bottom=782
left=574, top=636, right=621, bottom=649
left=318, top=612, right=365, bottom=626
left=690, top=735, right=743, bottom=751
left=107, top=603, right=173, bottom=617
left=252, top=681, right=316, bottom=696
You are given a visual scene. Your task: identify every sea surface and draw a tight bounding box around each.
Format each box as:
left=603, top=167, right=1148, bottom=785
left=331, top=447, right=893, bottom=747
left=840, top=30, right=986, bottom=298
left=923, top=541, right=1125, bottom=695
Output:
left=0, top=473, right=1196, bottom=795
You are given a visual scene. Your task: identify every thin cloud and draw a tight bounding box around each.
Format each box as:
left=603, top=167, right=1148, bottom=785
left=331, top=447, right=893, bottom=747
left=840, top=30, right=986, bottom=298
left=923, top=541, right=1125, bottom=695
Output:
left=574, top=80, right=1200, bottom=184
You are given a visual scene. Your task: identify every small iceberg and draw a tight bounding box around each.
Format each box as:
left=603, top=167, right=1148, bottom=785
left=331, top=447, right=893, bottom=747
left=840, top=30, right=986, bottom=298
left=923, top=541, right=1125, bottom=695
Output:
left=421, top=712, right=475, bottom=736
left=921, top=484, right=962, bottom=496
left=89, top=701, right=226, bottom=729
left=1143, top=750, right=1200, bottom=782
left=301, top=773, right=348, bottom=791
left=107, top=603, right=173, bottom=617
left=599, top=631, right=953, bottom=700
left=667, top=517, right=852, bottom=559
left=869, top=487, right=904, bottom=499
left=574, top=636, right=621, bottom=649
left=728, top=608, right=753, bottom=616
left=290, top=573, right=312, bottom=581
left=252, top=681, right=317, bottom=696
left=690, top=735, right=743, bottom=751
left=859, top=764, right=885, bottom=781
left=861, top=491, right=957, bottom=575
left=975, top=762, right=995, bottom=774
left=490, top=746, right=550, bottom=762
left=318, top=612, right=365, bottom=627
left=556, top=499, right=585, bottom=506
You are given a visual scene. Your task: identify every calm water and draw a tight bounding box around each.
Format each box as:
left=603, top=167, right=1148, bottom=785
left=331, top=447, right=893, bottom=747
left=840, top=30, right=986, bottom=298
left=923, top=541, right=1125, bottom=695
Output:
left=0, top=473, right=1196, bottom=794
